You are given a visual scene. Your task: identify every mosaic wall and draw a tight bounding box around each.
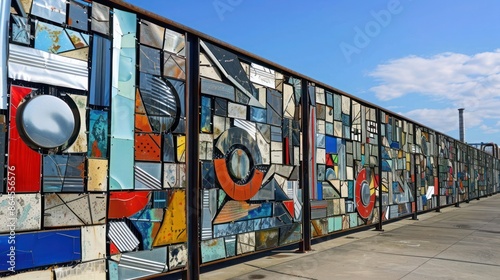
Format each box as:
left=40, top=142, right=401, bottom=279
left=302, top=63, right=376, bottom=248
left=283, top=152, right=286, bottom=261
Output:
left=0, top=0, right=499, bottom=279
left=310, top=90, right=380, bottom=237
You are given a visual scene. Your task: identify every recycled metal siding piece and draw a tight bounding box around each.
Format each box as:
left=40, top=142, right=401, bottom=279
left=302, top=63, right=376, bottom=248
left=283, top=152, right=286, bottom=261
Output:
left=8, top=85, right=41, bottom=192
left=153, top=190, right=187, bottom=246
left=117, top=248, right=167, bottom=278
left=0, top=194, right=41, bottom=233
left=54, top=259, right=106, bottom=279
left=31, top=0, right=66, bottom=24
left=9, top=44, right=89, bottom=91
left=91, top=1, right=110, bottom=35
left=81, top=225, right=106, bottom=262
left=90, top=35, right=111, bottom=106
left=66, top=94, right=88, bottom=153
left=44, top=193, right=106, bottom=227
left=109, top=9, right=137, bottom=191
left=0, top=228, right=81, bottom=271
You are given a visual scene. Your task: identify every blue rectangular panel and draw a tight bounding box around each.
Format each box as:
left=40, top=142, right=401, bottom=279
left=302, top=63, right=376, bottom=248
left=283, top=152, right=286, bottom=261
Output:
left=110, top=138, right=134, bottom=190
left=90, top=35, right=111, bottom=106
left=0, top=229, right=81, bottom=271
left=325, top=135, right=338, bottom=154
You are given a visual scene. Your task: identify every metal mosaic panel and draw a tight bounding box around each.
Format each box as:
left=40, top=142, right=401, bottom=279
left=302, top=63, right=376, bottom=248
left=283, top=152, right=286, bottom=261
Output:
left=199, top=41, right=303, bottom=263
left=312, top=88, right=380, bottom=236
left=1, top=0, right=499, bottom=278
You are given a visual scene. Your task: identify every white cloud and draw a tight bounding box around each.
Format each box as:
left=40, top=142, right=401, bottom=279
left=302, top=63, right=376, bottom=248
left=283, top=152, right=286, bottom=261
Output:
left=369, top=50, right=500, bottom=139
left=369, top=50, right=500, bottom=103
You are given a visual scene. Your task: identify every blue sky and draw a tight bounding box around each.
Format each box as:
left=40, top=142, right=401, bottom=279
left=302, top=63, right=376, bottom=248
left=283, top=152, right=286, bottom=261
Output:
left=126, top=0, right=500, bottom=145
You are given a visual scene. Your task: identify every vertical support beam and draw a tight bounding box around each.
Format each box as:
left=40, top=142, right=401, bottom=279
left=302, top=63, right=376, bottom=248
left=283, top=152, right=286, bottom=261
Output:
left=299, top=78, right=311, bottom=252
left=435, top=133, right=441, bottom=212
left=375, top=108, right=384, bottom=231
left=412, top=124, right=418, bottom=220
left=183, top=33, right=200, bottom=280
left=455, top=142, right=460, bottom=208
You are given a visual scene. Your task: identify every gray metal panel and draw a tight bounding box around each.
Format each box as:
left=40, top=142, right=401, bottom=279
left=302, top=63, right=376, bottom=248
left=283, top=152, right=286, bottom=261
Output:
left=0, top=0, right=10, bottom=109
left=8, top=44, right=88, bottom=90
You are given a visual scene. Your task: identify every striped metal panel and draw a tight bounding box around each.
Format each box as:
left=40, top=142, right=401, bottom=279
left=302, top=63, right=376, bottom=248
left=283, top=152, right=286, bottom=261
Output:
left=134, top=165, right=162, bottom=190
left=8, top=44, right=88, bottom=91
left=108, top=220, right=140, bottom=252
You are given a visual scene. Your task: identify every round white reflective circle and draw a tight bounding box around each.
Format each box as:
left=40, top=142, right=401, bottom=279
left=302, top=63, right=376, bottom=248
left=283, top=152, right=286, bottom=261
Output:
left=228, top=148, right=251, bottom=180
left=20, top=95, right=76, bottom=149
left=360, top=181, right=371, bottom=206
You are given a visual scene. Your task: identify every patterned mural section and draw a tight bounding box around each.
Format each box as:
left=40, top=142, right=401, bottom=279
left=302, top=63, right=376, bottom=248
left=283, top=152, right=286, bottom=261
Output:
left=414, top=127, right=438, bottom=211
left=198, top=41, right=303, bottom=262
left=311, top=89, right=380, bottom=237
left=380, top=113, right=415, bottom=220
left=0, top=0, right=500, bottom=279
left=1, top=1, right=189, bottom=278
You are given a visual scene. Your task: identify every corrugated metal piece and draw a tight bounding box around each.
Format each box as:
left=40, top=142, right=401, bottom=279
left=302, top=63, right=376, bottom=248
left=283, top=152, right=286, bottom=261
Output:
left=54, top=259, right=106, bottom=279
left=8, top=44, right=88, bottom=91
left=118, top=248, right=167, bottom=277
left=214, top=201, right=261, bottom=224
left=90, top=35, right=111, bottom=106
left=201, top=189, right=217, bottom=240
left=0, top=1, right=10, bottom=109
left=134, top=163, right=162, bottom=190
left=42, top=155, right=85, bottom=192
left=108, top=220, right=140, bottom=253
left=8, top=86, right=41, bottom=192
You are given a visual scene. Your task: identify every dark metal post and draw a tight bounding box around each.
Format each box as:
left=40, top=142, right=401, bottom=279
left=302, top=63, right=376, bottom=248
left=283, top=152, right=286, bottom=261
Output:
left=458, top=108, right=465, bottom=143
left=183, top=33, right=200, bottom=280
left=412, top=125, right=418, bottom=220
left=375, top=108, right=384, bottom=231
left=455, top=142, right=460, bottom=208
left=299, top=79, right=311, bottom=252
left=435, top=133, right=441, bottom=212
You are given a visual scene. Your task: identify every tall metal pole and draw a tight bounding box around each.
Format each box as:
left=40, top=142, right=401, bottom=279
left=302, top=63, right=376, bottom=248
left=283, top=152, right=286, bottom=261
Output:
left=375, top=108, right=384, bottom=231
left=458, top=108, right=465, bottom=143
left=183, top=33, right=200, bottom=280
left=412, top=124, right=418, bottom=220
left=299, top=79, right=311, bottom=252
left=435, top=133, right=441, bottom=212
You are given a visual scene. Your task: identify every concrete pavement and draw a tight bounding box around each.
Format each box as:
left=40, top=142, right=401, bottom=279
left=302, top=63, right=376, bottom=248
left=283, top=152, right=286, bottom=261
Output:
left=200, top=195, right=500, bottom=280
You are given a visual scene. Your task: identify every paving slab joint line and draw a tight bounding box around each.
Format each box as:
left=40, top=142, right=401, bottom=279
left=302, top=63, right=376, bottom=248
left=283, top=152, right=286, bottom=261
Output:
left=243, top=263, right=318, bottom=280
left=398, top=201, right=500, bottom=279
